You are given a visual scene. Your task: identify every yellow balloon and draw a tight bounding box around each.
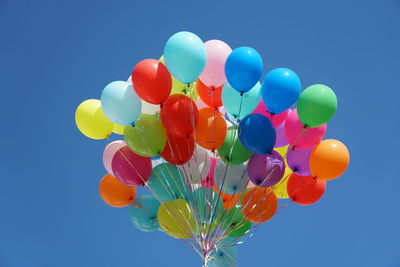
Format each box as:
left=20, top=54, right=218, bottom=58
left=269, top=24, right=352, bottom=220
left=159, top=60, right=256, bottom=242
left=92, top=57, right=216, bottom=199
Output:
left=75, top=99, right=113, bottom=139
left=112, top=124, right=125, bottom=135
left=272, top=145, right=291, bottom=199
left=158, top=199, right=195, bottom=239
left=274, top=145, right=289, bottom=159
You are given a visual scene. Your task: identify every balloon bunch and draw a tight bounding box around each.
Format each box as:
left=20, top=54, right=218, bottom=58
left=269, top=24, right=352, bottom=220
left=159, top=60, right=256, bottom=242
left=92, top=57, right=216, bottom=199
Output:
left=75, top=31, right=350, bottom=267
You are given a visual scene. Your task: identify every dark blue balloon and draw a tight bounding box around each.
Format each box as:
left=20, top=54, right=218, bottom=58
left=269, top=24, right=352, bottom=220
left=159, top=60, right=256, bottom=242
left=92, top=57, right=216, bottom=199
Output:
left=238, top=114, right=276, bottom=154
left=261, top=68, right=301, bottom=114
left=225, top=47, right=263, bottom=93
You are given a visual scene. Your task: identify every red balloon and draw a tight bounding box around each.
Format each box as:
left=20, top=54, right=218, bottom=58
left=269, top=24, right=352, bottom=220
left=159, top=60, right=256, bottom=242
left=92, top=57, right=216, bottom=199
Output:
left=196, top=79, right=223, bottom=107
left=287, top=173, right=326, bottom=205
left=111, top=146, right=152, bottom=186
left=160, top=94, right=199, bottom=137
left=131, top=59, right=172, bottom=104
left=161, top=132, right=195, bottom=165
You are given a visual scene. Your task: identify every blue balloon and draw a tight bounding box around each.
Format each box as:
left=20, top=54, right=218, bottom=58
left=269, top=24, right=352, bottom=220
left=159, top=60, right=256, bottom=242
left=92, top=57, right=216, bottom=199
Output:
left=190, top=187, right=223, bottom=223
left=224, top=47, right=263, bottom=93
left=129, top=195, right=160, bottom=232
left=261, top=68, right=301, bottom=114
left=100, top=81, right=142, bottom=126
left=163, top=31, right=206, bottom=84
left=222, top=82, right=261, bottom=119
left=207, top=246, right=237, bottom=267
left=146, top=163, right=188, bottom=202
left=238, top=114, right=276, bottom=154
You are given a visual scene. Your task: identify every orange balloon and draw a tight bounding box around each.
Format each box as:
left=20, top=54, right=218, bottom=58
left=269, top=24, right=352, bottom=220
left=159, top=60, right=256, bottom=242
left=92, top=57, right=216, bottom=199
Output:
left=99, top=174, right=137, bottom=207
left=241, top=187, right=278, bottom=223
left=196, top=79, right=223, bottom=107
left=310, top=139, right=350, bottom=180
left=214, top=186, right=241, bottom=210
left=195, top=107, right=227, bottom=151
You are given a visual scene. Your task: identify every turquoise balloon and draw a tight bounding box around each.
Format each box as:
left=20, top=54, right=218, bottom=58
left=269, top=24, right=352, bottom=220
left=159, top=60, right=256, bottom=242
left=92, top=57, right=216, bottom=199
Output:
left=163, top=31, right=206, bottom=84
left=222, top=82, right=261, bottom=118
left=129, top=195, right=160, bottom=232
left=146, top=163, right=188, bottom=202
left=101, top=81, right=142, bottom=126
left=207, top=246, right=237, bottom=267
left=191, top=187, right=223, bottom=223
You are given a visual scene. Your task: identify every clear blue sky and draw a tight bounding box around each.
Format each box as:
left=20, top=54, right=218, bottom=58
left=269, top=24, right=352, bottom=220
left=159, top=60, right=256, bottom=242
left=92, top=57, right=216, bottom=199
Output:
left=1, top=0, right=399, bottom=266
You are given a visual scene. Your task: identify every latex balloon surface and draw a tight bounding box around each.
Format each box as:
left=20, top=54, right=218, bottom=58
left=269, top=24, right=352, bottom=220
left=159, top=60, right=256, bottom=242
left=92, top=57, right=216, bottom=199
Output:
left=129, top=195, right=160, bottom=232
left=99, top=174, right=137, bottom=207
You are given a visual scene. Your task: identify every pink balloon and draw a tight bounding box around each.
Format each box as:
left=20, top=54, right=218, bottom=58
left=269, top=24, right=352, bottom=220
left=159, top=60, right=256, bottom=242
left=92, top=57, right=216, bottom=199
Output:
left=199, top=40, right=232, bottom=87
left=252, top=99, right=289, bottom=127
left=111, top=146, right=152, bottom=186
left=284, top=109, right=326, bottom=149
left=196, top=97, right=208, bottom=110
left=103, top=140, right=126, bottom=175
left=201, top=157, right=217, bottom=188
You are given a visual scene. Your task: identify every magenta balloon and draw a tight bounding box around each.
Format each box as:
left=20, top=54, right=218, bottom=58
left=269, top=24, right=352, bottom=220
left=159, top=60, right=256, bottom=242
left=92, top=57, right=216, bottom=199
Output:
left=286, top=147, right=313, bottom=176
left=274, top=123, right=289, bottom=148
left=252, top=99, right=289, bottom=127
left=247, top=150, right=285, bottom=187
left=103, top=140, right=126, bottom=176
left=284, top=109, right=326, bottom=149
left=111, top=146, right=152, bottom=186
left=201, top=157, right=217, bottom=188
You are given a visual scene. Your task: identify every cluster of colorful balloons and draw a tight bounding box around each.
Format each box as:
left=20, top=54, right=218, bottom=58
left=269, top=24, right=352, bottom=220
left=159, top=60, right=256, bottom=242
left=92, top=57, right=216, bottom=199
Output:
left=75, top=31, right=350, bottom=267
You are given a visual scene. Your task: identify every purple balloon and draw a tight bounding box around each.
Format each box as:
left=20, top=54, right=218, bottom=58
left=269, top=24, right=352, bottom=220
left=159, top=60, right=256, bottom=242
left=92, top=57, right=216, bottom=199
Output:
left=247, top=150, right=285, bottom=187
left=274, top=123, right=289, bottom=148
left=286, top=147, right=313, bottom=176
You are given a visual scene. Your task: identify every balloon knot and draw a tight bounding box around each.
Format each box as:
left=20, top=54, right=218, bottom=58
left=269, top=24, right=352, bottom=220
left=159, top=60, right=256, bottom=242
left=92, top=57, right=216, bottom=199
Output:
left=211, top=86, right=215, bottom=91
left=131, top=123, right=135, bottom=127
left=303, top=124, right=308, bottom=129
left=240, top=92, right=244, bottom=96
left=293, top=167, right=299, bottom=172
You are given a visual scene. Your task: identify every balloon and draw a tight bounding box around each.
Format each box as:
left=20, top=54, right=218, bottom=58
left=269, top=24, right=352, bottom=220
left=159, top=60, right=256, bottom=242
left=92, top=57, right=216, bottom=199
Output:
left=252, top=99, right=289, bottom=127
left=241, top=187, right=277, bottom=223
left=207, top=246, right=237, bottom=267
left=129, top=195, right=160, bottom=232
left=199, top=40, right=232, bottom=87
left=310, top=139, right=350, bottom=180
left=238, top=114, right=276, bottom=154
left=98, top=174, right=137, bottom=207
left=162, top=132, right=194, bottom=165
left=75, top=99, right=113, bottom=139
left=112, top=124, right=125, bottom=135
left=271, top=167, right=292, bottom=199
left=287, top=173, right=326, bottom=205
left=284, top=109, right=326, bottom=149
left=111, top=146, right=152, bottom=186
left=214, top=161, right=249, bottom=195
left=191, top=187, right=223, bottom=223
left=217, top=126, right=252, bottom=165
left=225, top=46, right=263, bottom=93
left=100, top=81, right=142, bottom=126
left=158, top=199, right=195, bottom=239
left=146, top=163, right=187, bottom=202
left=297, top=84, right=337, bottom=127
left=247, top=151, right=285, bottom=187
left=287, top=146, right=313, bottom=176
left=131, top=59, right=172, bottom=104
left=261, top=68, right=301, bottom=114
left=160, top=94, right=199, bottom=137
left=141, top=100, right=160, bottom=116
left=195, top=107, right=227, bottom=151
left=163, top=31, right=206, bottom=84
left=274, top=145, right=289, bottom=158
left=215, top=188, right=241, bottom=210
left=201, top=157, right=217, bottom=187
left=220, top=206, right=252, bottom=238
left=274, top=122, right=289, bottom=148
left=196, top=79, right=223, bottom=107
left=103, top=140, right=126, bottom=176
left=222, top=82, right=261, bottom=119
left=124, top=114, right=167, bottom=157
left=181, top=145, right=211, bottom=184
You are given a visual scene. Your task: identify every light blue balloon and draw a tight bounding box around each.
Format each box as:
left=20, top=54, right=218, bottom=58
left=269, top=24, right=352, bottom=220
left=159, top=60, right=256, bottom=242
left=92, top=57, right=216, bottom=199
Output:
left=163, top=31, right=206, bottom=84
left=261, top=68, right=301, bottom=114
left=222, top=82, right=261, bottom=118
left=146, top=163, right=188, bottom=202
left=207, top=246, right=237, bottom=267
left=190, top=187, right=223, bottom=223
left=129, top=195, right=160, bottom=232
left=100, top=81, right=142, bottom=126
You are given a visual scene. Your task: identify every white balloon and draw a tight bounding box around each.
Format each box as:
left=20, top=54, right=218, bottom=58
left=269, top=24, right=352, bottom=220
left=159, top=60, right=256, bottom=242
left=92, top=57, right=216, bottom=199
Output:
left=180, top=145, right=210, bottom=184
left=214, top=161, right=249, bottom=195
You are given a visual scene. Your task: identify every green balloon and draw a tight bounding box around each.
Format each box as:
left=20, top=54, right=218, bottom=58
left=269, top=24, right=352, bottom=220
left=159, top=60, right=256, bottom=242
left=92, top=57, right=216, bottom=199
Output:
left=217, top=126, right=253, bottom=165
left=124, top=113, right=167, bottom=157
left=220, top=207, right=252, bottom=238
left=297, top=84, right=337, bottom=128
left=190, top=187, right=223, bottom=223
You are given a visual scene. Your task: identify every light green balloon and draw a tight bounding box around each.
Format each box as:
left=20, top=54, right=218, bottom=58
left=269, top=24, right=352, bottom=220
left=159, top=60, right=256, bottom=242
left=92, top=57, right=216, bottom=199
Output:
left=297, top=84, right=337, bottom=128
left=222, top=82, right=261, bottom=118
left=124, top=114, right=167, bottom=157
left=217, top=126, right=252, bottom=165
left=190, top=187, right=223, bottom=223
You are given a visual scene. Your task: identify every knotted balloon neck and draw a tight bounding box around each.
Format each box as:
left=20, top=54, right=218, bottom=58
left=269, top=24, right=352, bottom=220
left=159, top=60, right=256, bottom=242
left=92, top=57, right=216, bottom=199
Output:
left=131, top=122, right=136, bottom=127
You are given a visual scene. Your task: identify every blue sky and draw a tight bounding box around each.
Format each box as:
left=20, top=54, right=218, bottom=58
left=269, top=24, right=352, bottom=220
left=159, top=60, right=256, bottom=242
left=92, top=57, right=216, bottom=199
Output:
left=1, top=0, right=399, bottom=266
